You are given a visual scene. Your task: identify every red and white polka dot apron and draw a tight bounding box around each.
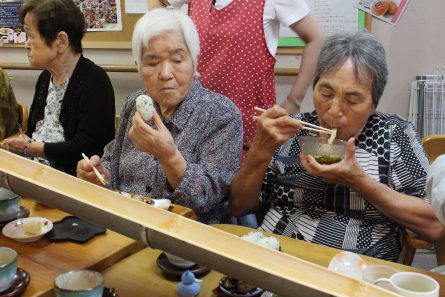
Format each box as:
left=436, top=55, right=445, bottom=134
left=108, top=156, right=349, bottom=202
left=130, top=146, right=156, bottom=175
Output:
left=189, top=0, right=276, bottom=163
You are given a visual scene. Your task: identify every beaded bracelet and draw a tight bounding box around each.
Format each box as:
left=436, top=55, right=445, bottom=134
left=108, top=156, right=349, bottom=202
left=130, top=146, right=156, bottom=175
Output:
left=23, top=138, right=33, bottom=157
left=286, top=95, right=303, bottom=110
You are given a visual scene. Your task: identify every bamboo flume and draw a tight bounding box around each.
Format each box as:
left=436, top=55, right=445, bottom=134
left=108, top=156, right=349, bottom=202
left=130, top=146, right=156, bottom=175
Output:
left=0, top=150, right=398, bottom=297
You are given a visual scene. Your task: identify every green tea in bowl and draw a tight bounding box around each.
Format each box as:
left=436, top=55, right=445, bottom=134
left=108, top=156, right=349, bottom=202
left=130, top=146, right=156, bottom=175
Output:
left=299, top=135, right=346, bottom=165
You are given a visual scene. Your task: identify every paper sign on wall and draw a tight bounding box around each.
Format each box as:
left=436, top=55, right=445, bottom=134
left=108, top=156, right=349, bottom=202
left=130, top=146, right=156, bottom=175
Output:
left=354, top=0, right=410, bottom=26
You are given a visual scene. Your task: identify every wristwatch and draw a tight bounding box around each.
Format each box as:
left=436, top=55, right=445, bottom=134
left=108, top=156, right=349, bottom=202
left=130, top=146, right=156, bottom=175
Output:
left=286, top=95, right=303, bottom=110
left=23, top=138, right=32, bottom=157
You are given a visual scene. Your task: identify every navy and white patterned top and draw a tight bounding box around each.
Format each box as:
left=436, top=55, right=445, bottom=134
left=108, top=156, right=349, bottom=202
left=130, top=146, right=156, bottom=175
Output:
left=259, top=111, right=430, bottom=261
left=102, top=79, right=243, bottom=224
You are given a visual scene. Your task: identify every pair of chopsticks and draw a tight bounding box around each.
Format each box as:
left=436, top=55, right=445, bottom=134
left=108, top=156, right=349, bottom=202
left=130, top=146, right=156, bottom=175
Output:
left=81, top=153, right=108, bottom=186
left=254, top=107, right=336, bottom=135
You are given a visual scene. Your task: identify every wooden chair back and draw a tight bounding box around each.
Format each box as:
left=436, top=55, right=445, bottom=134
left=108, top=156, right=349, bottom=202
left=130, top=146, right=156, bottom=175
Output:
left=398, top=135, right=445, bottom=266
left=17, top=102, right=28, bottom=132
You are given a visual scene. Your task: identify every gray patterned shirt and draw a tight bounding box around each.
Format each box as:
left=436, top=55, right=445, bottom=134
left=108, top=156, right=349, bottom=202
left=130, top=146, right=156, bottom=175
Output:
left=102, top=79, right=243, bottom=224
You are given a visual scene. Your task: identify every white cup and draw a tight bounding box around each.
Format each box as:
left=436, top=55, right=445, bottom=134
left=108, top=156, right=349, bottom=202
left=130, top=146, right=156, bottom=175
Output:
left=363, top=265, right=399, bottom=290
left=374, top=272, right=439, bottom=297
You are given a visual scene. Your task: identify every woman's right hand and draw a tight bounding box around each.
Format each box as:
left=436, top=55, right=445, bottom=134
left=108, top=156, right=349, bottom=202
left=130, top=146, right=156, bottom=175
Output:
left=250, top=105, right=302, bottom=158
left=76, top=155, right=110, bottom=186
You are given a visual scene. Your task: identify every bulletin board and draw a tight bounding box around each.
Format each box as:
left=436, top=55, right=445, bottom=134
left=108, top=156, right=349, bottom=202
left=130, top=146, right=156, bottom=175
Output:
left=0, top=0, right=372, bottom=51
left=82, top=0, right=140, bottom=49
left=82, top=0, right=372, bottom=51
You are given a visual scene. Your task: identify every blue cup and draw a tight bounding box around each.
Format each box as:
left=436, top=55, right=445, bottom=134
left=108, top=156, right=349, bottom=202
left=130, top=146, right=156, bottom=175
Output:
left=0, top=247, right=18, bottom=292
left=0, top=188, right=21, bottom=222
left=54, top=270, right=104, bottom=297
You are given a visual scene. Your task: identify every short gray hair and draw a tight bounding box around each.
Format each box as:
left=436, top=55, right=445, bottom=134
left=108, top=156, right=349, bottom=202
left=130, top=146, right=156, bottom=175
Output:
left=313, top=30, right=388, bottom=107
left=132, top=8, right=200, bottom=76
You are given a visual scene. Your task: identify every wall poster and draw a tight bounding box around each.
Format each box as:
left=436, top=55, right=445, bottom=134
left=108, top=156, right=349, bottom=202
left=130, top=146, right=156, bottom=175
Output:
left=0, top=0, right=26, bottom=44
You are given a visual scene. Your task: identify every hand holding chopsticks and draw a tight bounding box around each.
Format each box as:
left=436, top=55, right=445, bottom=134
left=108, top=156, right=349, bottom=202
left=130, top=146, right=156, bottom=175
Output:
left=81, top=153, right=109, bottom=186
left=254, top=107, right=336, bottom=136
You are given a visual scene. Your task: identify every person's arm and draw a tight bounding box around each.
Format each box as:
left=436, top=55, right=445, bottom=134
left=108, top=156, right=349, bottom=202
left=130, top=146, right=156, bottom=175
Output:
left=428, top=155, right=445, bottom=226
left=43, top=66, right=115, bottom=167
left=230, top=106, right=302, bottom=216
left=281, top=13, right=323, bottom=114
left=130, top=98, right=243, bottom=214
left=300, top=138, right=445, bottom=243
left=129, top=111, right=186, bottom=189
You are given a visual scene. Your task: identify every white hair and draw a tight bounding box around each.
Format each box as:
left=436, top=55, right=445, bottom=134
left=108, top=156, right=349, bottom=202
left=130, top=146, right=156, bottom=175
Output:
left=132, top=8, right=200, bottom=76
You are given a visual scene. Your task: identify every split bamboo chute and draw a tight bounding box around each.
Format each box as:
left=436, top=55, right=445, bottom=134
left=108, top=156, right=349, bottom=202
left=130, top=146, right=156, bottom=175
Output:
left=0, top=150, right=398, bottom=297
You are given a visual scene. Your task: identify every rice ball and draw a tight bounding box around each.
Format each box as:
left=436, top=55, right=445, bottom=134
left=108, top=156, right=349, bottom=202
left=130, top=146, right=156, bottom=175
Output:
left=136, top=94, right=154, bottom=121
left=241, top=231, right=264, bottom=243
left=257, top=236, right=280, bottom=251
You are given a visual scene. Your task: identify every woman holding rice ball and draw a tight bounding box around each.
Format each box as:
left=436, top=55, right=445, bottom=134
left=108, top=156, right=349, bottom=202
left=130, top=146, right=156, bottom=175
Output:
left=77, top=9, right=243, bottom=224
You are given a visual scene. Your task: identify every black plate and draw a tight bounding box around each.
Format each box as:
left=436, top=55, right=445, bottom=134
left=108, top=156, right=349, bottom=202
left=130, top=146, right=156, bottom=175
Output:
left=0, top=268, right=30, bottom=297
left=156, top=253, right=210, bottom=281
left=46, top=216, right=106, bottom=243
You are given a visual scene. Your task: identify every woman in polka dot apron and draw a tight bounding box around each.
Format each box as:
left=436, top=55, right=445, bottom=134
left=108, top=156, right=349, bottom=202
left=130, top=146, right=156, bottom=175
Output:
left=149, top=0, right=323, bottom=163
left=230, top=31, right=445, bottom=262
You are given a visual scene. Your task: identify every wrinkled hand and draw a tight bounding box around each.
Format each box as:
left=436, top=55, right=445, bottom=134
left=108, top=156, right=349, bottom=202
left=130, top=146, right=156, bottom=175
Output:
left=76, top=155, right=110, bottom=186
left=280, top=98, right=300, bottom=115
left=251, top=105, right=302, bottom=157
left=1, top=134, right=27, bottom=155
left=129, top=111, right=176, bottom=163
left=299, top=138, right=369, bottom=189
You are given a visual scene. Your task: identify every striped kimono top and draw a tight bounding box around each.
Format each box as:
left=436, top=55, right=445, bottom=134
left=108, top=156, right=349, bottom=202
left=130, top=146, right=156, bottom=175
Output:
left=259, top=111, right=430, bottom=262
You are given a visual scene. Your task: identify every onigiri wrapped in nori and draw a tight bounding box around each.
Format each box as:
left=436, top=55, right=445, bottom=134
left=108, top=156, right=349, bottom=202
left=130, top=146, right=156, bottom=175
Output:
left=136, top=94, right=154, bottom=121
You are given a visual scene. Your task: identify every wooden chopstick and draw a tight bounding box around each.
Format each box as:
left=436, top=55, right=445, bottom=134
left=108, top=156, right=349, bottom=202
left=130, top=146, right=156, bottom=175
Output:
left=81, top=153, right=108, bottom=186
left=254, top=107, right=335, bottom=134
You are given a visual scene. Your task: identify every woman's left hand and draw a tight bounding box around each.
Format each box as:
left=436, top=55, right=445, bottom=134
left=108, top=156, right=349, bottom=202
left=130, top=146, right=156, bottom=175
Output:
left=129, top=110, right=177, bottom=162
left=1, top=135, right=27, bottom=155
left=300, top=138, right=369, bottom=189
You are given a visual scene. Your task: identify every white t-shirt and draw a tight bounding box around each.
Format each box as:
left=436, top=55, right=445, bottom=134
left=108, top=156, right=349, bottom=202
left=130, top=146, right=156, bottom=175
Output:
left=167, top=0, right=310, bottom=56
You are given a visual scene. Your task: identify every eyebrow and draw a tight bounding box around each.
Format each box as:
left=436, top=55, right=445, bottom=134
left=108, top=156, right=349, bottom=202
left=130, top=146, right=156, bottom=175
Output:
left=318, top=82, right=366, bottom=98
left=143, top=48, right=187, bottom=60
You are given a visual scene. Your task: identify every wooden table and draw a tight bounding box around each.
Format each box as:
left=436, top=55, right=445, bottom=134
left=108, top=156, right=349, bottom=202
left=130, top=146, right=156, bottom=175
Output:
left=0, top=197, right=195, bottom=297
left=102, top=224, right=445, bottom=297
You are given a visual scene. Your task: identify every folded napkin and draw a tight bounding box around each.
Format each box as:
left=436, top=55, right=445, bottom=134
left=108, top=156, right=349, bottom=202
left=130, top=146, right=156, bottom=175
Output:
left=427, top=154, right=445, bottom=226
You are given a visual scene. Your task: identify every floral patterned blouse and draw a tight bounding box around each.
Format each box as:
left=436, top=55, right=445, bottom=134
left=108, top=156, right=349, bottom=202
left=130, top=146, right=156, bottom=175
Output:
left=102, top=79, right=243, bottom=224
left=31, top=78, right=68, bottom=165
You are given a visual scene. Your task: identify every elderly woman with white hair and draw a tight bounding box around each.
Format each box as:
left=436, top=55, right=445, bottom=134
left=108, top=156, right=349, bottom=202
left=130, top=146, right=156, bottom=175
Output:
left=77, top=8, right=243, bottom=224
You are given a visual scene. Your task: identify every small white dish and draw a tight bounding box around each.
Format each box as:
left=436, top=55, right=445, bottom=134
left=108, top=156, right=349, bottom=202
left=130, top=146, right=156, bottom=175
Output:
left=431, top=265, right=445, bottom=275
left=2, top=217, right=53, bottom=242
left=328, top=251, right=367, bottom=280
left=164, top=252, right=195, bottom=269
